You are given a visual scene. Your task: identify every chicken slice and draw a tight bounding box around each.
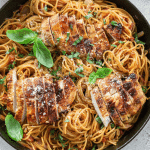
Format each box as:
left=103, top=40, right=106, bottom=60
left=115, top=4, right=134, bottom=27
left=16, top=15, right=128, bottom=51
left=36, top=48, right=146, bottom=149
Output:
left=41, top=17, right=55, bottom=47
left=123, top=73, right=146, bottom=114
left=76, top=19, right=89, bottom=57
left=6, top=68, right=17, bottom=113
left=44, top=76, right=58, bottom=123
left=49, top=13, right=62, bottom=44
left=94, top=24, right=110, bottom=59
left=15, top=80, right=26, bottom=123
left=104, top=23, right=122, bottom=41
left=91, top=86, right=111, bottom=127
left=67, top=15, right=79, bottom=53
left=86, top=24, right=99, bottom=59
left=97, top=75, right=131, bottom=122
left=24, top=78, right=37, bottom=124
left=55, top=76, right=76, bottom=113
left=34, top=77, right=48, bottom=124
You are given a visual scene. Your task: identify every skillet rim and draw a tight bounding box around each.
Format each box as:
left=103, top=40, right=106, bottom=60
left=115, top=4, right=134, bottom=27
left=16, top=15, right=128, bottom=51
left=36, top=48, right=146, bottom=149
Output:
left=0, top=0, right=149, bottom=150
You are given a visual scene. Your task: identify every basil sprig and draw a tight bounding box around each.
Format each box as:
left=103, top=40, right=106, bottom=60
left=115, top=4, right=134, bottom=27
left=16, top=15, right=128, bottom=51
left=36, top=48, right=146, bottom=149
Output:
left=0, top=76, right=6, bottom=84
left=5, top=114, right=23, bottom=141
left=6, top=28, right=53, bottom=68
left=89, top=68, right=113, bottom=84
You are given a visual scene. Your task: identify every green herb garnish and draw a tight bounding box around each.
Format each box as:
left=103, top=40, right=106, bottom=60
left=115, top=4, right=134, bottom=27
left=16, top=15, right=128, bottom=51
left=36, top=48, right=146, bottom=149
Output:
left=66, top=32, right=70, bottom=43
left=87, top=53, right=94, bottom=64
left=6, top=47, right=16, bottom=54
left=142, top=86, right=147, bottom=93
left=65, top=119, right=69, bottom=122
left=96, top=60, right=103, bottom=67
left=44, top=5, right=48, bottom=11
left=96, top=116, right=102, bottom=124
left=75, top=67, right=84, bottom=77
left=62, top=51, right=66, bottom=55
left=134, top=33, right=145, bottom=45
left=51, top=67, right=61, bottom=76
left=111, top=21, right=118, bottom=26
left=111, top=123, right=115, bottom=128
left=108, top=58, right=111, bottom=61
left=6, top=28, right=53, bottom=68
left=72, top=36, right=83, bottom=46
left=18, top=54, right=24, bottom=58
left=103, top=19, right=106, bottom=25
left=111, top=44, right=117, bottom=48
left=50, top=129, right=55, bottom=135
left=84, top=14, right=93, bottom=19
left=90, top=43, right=94, bottom=46
left=57, top=37, right=61, bottom=43
left=69, top=24, right=73, bottom=30
left=0, top=76, right=6, bottom=84
left=118, top=41, right=125, bottom=44
left=28, top=51, right=34, bottom=56
left=92, top=145, right=96, bottom=150
left=89, top=68, right=113, bottom=84
left=68, top=52, right=80, bottom=59
left=5, top=114, right=23, bottom=141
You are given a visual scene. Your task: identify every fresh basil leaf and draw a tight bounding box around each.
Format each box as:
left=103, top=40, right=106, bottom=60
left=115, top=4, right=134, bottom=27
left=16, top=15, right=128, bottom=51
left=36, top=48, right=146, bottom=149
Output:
left=90, top=43, right=94, bottom=46
left=111, top=21, right=118, bottom=27
left=89, top=72, right=99, bottom=84
left=4, top=85, right=8, bottom=91
left=89, top=68, right=113, bottom=84
left=87, top=53, right=94, bottom=64
left=5, top=114, right=23, bottom=141
left=6, top=28, right=37, bottom=45
left=142, top=86, right=147, bottom=93
left=68, top=52, right=80, bottom=59
left=75, top=67, right=84, bottom=77
left=96, top=68, right=113, bottom=78
left=111, top=44, right=117, bottom=48
left=108, top=58, right=111, bottom=61
left=65, top=119, right=69, bottom=122
left=101, top=124, right=104, bottom=129
left=0, top=76, right=6, bottom=84
left=84, top=14, right=93, bottom=19
left=118, top=41, right=125, bottom=44
left=72, top=36, right=83, bottom=46
left=116, top=126, right=120, bottom=129
left=96, top=60, right=103, bottom=67
left=18, top=54, right=24, bottom=58
left=38, top=62, right=41, bottom=68
left=66, top=32, right=70, bottom=43
left=134, top=33, right=145, bottom=45
left=88, top=11, right=91, bottom=14
left=33, top=38, right=53, bottom=68
left=96, top=116, right=102, bottom=124
left=103, top=19, right=106, bottom=25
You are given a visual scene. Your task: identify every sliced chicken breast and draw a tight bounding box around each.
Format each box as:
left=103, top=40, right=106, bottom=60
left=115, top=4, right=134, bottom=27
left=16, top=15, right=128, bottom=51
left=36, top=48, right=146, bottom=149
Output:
left=24, top=78, right=37, bottom=124
left=123, top=73, right=146, bottom=114
left=91, top=86, right=111, bottom=127
left=34, top=77, right=48, bottom=124
left=41, top=17, right=55, bottom=47
left=104, top=23, right=122, bottom=41
left=97, top=75, right=131, bottom=122
left=94, top=24, right=110, bottom=59
left=49, top=13, right=62, bottom=44
left=6, top=68, right=17, bottom=113
left=55, top=76, right=76, bottom=113
left=44, top=76, right=58, bottom=123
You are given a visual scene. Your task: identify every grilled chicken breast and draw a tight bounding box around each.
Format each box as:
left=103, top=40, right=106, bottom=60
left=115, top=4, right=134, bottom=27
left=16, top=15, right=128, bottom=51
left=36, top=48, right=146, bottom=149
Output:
left=6, top=70, right=76, bottom=124
left=91, top=73, right=146, bottom=128
left=41, top=14, right=112, bottom=59
left=6, top=68, right=17, bottom=113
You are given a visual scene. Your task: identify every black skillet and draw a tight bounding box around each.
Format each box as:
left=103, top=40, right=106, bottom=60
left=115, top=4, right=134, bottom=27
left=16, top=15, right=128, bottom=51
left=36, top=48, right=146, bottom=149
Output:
left=0, top=0, right=150, bottom=149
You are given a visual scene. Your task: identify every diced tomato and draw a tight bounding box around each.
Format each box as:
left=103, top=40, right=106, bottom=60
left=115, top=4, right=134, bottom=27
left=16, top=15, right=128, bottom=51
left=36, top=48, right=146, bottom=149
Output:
left=17, top=24, right=22, bottom=27
left=9, top=55, right=15, bottom=64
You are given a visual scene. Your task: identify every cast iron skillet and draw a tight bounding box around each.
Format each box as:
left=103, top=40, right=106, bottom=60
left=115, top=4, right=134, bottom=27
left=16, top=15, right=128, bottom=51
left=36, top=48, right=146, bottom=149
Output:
left=0, top=0, right=150, bottom=149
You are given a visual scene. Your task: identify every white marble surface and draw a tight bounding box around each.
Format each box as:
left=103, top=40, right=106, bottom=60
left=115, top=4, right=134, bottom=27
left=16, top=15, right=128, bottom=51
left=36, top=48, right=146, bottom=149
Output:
left=0, top=0, right=150, bottom=150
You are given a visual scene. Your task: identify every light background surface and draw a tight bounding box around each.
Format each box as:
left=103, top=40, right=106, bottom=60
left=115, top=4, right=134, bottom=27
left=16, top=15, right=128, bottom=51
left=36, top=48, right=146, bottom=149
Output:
left=0, top=0, right=150, bottom=149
